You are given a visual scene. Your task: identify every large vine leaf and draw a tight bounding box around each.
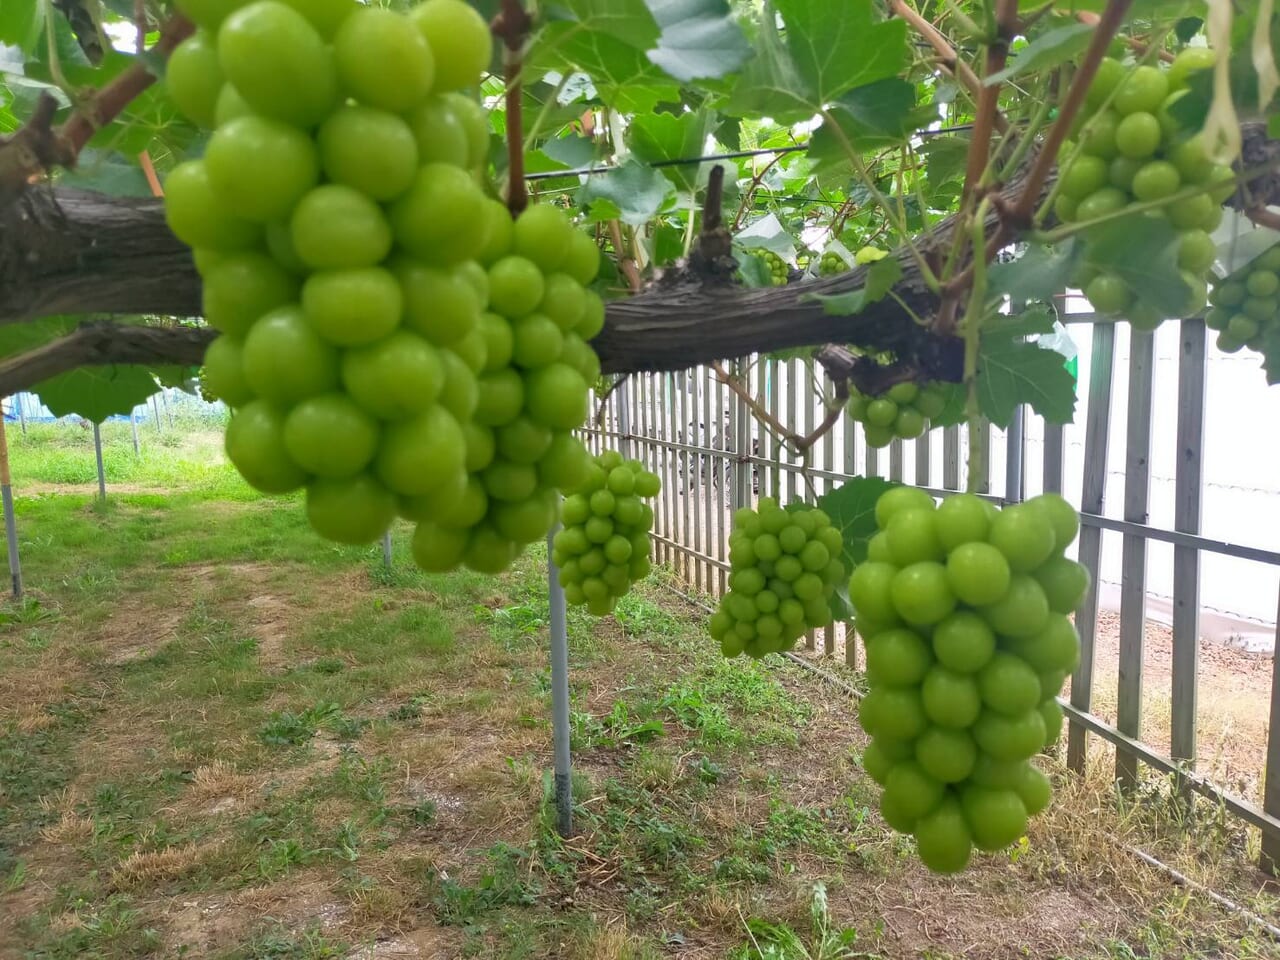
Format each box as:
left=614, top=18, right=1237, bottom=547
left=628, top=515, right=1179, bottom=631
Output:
left=976, top=333, right=1077, bottom=427
left=989, top=242, right=1080, bottom=307
left=0, top=1, right=41, bottom=54
left=818, top=476, right=898, bottom=621
left=645, top=0, right=751, bottom=82
left=627, top=109, right=718, bottom=193
left=38, top=366, right=158, bottom=423
left=577, top=157, right=674, bottom=225
left=725, top=0, right=907, bottom=121
left=809, top=79, right=932, bottom=159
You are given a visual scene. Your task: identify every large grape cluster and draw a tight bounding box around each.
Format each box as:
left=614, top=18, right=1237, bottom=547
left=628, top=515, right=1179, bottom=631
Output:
left=1056, top=49, right=1233, bottom=329
left=1207, top=244, right=1280, bottom=354
left=552, top=450, right=660, bottom=616
left=851, top=486, right=1089, bottom=873
left=709, top=499, right=847, bottom=659
left=847, top=382, right=949, bottom=448
left=165, top=0, right=604, bottom=576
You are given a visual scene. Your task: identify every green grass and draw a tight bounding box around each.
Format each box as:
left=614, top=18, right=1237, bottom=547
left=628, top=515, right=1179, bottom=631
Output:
left=0, top=440, right=1273, bottom=960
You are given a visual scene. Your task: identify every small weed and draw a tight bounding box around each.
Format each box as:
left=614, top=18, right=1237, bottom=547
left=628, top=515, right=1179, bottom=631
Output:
left=258, top=701, right=361, bottom=746
left=0, top=597, right=58, bottom=627
left=732, top=883, right=873, bottom=959
left=571, top=700, right=665, bottom=750
left=3, top=859, right=26, bottom=892
left=431, top=842, right=540, bottom=925
left=220, top=925, right=348, bottom=959
left=256, top=838, right=313, bottom=880
left=403, top=798, right=438, bottom=827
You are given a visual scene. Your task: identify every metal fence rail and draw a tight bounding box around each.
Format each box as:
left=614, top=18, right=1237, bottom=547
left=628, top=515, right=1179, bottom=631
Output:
left=583, top=317, right=1280, bottom=873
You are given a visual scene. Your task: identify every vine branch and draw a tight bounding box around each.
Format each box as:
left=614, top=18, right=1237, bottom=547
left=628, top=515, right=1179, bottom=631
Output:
left=0, top=14, right=194, bottom=204
left=491, top=0, right=534, bottom=216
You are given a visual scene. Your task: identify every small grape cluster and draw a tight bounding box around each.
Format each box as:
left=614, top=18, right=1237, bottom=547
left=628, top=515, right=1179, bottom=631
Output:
left=750, top=250, right=789, bottom=286
left=1207, top=244, right=1280, bottom=354
left=166, top=0, right=603, bottom=576
left=847, top=382, right=949, bottom=448
left=819, top=251, right=850, bottom=277
left=851, top=487, right=1089, bottom=873
left=553, top=451, right=661, bottom=616
left=709, top=499, right=847, bottom=659
left=1056, top=49, right=1233, bottom=329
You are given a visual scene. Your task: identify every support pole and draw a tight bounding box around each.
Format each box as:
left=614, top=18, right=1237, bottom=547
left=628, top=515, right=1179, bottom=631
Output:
left=381, top=531, right=393, bottom=570
left=616, top=379, right=633, bottom=461
left=16, top=394, right=26, bottom=435
left=161, top=388, right=174, bottom=428
left=0, top=415, right=22, bottom=599
left=1005, top=404, right=1025, bottom=502
left=547, top=525, right=573, bottom=838
left=93, top=422, right=107, bottom=502
left=151, top=395, right=162, bottom=433
left=130, top=409, right=140, bottom=457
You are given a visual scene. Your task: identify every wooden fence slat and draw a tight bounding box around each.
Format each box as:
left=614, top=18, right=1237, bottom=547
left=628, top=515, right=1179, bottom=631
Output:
left=915, top=433, right=931, bottom=488
left=1172, top=319, right=1206, bottom=792
left=1117, top=329, right=1155, bottom=792
left=1043, top=420, right=1065, bottom=495
left=889, top=439, right=903, bottom=482
left=1068, top=323, right=1116, bottom=773
left=1005, top=405, right=1025, bottom=502
left=943, top=425, right=959, bottom=492
left=1264, top=586, right=1280, bottom=874
left=844, top=410, right=859, bottom=667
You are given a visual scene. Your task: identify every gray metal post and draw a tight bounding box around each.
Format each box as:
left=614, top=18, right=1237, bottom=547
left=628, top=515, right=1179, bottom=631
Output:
left=381, top=531, right=393, bottom=570
left=547, top=525, right=573, bottom=837
left=161, top=389, right=174, bottom=427
left=0, top=416, right=22, bottom=599
left=1004, top=404, right=1025, bottom=503
left=93, top=422, right=106, bottom=501
left=16, top=394, right=25, bottom=435
left=130, top=409, right=140, bottom=457
left=151, top=395, right=162, bottom=433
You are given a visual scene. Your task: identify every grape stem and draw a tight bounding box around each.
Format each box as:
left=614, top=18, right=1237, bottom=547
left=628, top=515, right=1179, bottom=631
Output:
left=491, top=0, right=535, bottom=217
left=939, top=0, right=1137, bottom=301
left=709, top=361, right=847, bottom=455
left=888, top=0, right=1009, bottom=134
left=0, top=13, right=194, bottom=205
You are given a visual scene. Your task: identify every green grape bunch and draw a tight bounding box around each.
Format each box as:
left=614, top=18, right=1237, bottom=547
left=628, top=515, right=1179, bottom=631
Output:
left=1055, top=48, right=1233, bottom=330
left=850, top=486, right=1089, bottom=874
left=819, top=251, right=850, bottom=277
left=847, top=382, right=949, bottom=448
left=1207, top=244, right=1280, bottom=354
left=166, top=0, right=605, bottom=577
left=552, top=450, right=661, bottom=616
left=709, top=498, right=847, bottom=659
left=751, top=249, right=790, bottom=286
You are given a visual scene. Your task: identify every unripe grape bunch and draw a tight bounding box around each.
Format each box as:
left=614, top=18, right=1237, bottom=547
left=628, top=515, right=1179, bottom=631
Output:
left=749, top=249, right=789, bottom=286
left=552, top=450, right=661, bottom=617
left=709, top=498, right=847, bottom=659
left=847, top=382, right=949, bottom=448
left=165, top=0, right=605, bottom=576
left=851, top=486, right=1089, bottom=873
left=1056, top=49, right=1232, bottom=330
left=1206, top=243, right=1280, bottom=355
left=819, top=251, right=850, bottom=277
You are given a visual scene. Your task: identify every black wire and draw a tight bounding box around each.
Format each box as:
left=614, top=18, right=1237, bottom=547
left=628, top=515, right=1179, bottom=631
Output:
left=522, top=123, right=979, bottom=183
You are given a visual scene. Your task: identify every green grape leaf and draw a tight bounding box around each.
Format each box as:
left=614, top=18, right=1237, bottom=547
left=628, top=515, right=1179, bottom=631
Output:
left=976, top=334, right=1077, bottom=427
left=57, top=149, right=154, bottom=197
left=627, top=109, right=718, bottom=193
left=1081, top=215, right=1192, bottom=319
left=989, top=242, right=1079, bottom=307
left=735, top=212, right=795, bottom=258
left=736, top=251, right=774, bottom=288
left=809, top=79, right=930, bottom=159
left=645, top=0, right=751, bottom=82
left=985, top=302, right=1058, bottom=338
left=37, top=365, right=158, bottom=424
left=725, top=0, right=906, bottom=121
left=560, top=0, right=661, bottom=44
left=808, top=257, right=902, bottom=316
left=984, top=24, right=1093, bottom=87
left=577, top=157, right=674, bottom=225
left=539, top=24, right=678, bottom=113
left=0, top=0, right=41, bottom=54
left=926, top=381, right=968, bottom=428
left=818, top=475, right=897, bottom=621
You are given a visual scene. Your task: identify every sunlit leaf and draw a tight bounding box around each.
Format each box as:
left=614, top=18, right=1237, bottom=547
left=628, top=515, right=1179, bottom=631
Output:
left=645, top=0, right=751, bottom=82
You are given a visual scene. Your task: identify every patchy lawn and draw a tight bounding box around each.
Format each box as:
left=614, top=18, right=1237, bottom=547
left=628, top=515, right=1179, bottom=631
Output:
left=0, top=429, right=1276, bottom=959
